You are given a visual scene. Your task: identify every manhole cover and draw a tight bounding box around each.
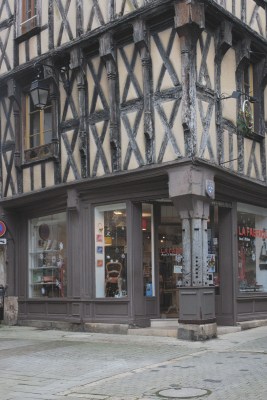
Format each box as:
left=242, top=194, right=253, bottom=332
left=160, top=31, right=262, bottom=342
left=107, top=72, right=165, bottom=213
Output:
left=158, top=388, right=208, bottom=398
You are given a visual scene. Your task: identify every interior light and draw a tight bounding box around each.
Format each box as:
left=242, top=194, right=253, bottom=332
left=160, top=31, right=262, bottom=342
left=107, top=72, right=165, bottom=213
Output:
left=114, top=211, right=122, bottom=215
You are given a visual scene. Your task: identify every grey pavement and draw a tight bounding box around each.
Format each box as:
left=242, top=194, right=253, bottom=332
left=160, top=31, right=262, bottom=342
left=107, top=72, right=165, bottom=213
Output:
left=0, top=324, right=267, bottom=400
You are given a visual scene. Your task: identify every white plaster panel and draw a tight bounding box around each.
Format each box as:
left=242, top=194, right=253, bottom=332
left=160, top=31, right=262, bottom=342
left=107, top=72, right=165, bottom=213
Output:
left=209, top=106, right=217, bottom=162
left=257, top=6, right=266, bottom=38
left=72, top=76, right=79, bottom=117
left=247, top=1, right=264, bottom=37
left=33, top=164, right=42, bottom=191
left=59, top=83, right=74, bottom=121
left=235, top=0, right=241, bottom=20
left=54, top=0, right=74, bottom=46
left=61, top=132, right=71, bottom=180
left=121, top=119, right=128, bottom=170
left=115, top=0, right=144, bottom=17
left=29, top=36, right=38, bottom=61
left=83, top=0, right=100, bottom=33
left=72, top=131, right=81, bottom=178
left=0, top=98, right=14, bottom=142
left=244, top=138, right=252, bottom=175
left=45, top=162, right=55, bottom=187
left=223, top=129, right=230, bottom=167
left=122, top=110, right=145, bottom=170
left=90, top=121, right=111, bottom=176
left=118, top=44, right=143, bottom=102
left=0, top=27, right=13, bottom=74
left=197, top=32, right=214, bottom=90
left=221, top=48, right=236, bottom=124
left=97, top=0, right=109, bottom=23
left=155, top=100, right=181, bottom=163
left=175, top=102, right=184, bottom=157
left=42, top=3, right=48, bottom=25
left=41, top=30, right=49, bottom=55
left=23, top=168, right=31, bottom=193
left=87, top=57, right=109, bottom=112
left=254, top=141, right=261, bottom=179
left=151, top=28, right=181, bottom=92
left=0, top=4, right=9, bottom=22
left=225, top=0, right=231, bottom=13
left=233, top=134, right=238, bottom=171
left=19, top=42, right=26, bottom=65
left=67, top=166, right=76, bottom=183
left=1, top=156, right=7, bottom=196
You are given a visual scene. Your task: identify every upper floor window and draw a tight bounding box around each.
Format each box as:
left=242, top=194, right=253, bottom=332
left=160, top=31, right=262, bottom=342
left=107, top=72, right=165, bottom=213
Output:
left=243, top=64, right=254, bottom=101
left=21, top=0, right=37, bottom=34
left=24, top=92, right=53, bottom=161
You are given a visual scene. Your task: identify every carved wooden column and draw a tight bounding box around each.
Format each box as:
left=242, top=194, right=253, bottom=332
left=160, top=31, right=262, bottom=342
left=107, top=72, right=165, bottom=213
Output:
left=7, top=79, right=23, bottom=194
left=99, top=32, right=121, bottom=172
left=70, top=48, right=88, bottom=178
left=180, top=212, right=191, bottom=286
left=133, top=19, right=154, bottom=164
left=174, top=0, right=205, bottom=157
left=214, top=21, right=232, bottom=165
left=189, top=200, right=210, bottom=287
left=42, top=64, right=61, bottom=183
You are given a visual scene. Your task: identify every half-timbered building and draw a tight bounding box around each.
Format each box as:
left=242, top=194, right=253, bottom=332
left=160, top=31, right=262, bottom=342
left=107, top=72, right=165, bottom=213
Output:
left=1, top=0, right=267, bottom=336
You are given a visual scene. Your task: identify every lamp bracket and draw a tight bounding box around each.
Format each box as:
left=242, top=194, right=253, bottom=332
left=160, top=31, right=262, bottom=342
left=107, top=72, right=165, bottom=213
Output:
left=33, top=61, right=70, bottom=94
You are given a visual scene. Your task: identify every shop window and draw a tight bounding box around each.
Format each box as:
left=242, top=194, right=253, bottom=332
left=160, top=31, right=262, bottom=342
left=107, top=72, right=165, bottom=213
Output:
left=237, top=203, right=267, bottom=293
left=143, top=204, right=155, bottom=296
left=29, top=212, right=67, bottom=298
left=158, top=204, right=182, bottom=317
left=95, top=204, right=127, bottom=298
left=25, top=93, right=52, bottom=160
left=207, top=206, right=220, bottom=294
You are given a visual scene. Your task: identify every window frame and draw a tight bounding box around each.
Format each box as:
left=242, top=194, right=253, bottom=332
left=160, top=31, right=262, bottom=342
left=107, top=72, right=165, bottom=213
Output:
left=16, top=0, right=41, bottom=40
left=26, top=93, right=52, bottom=151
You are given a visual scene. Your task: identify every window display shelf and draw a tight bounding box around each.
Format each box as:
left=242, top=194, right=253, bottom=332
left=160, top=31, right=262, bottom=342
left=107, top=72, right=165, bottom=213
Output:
left=29, top=266, right=61, bottom=270
left=30, top=250, right=60, bottom=254
left=31, top=282, right=59, bottom=285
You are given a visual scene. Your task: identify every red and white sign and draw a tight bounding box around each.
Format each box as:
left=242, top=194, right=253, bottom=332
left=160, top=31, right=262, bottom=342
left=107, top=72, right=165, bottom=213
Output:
left=0, top=221, right=6, bottom=237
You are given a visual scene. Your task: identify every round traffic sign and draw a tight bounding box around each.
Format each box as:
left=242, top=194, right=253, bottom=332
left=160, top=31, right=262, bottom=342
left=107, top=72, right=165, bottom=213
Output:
left=0, top=221, right=6, bottom=237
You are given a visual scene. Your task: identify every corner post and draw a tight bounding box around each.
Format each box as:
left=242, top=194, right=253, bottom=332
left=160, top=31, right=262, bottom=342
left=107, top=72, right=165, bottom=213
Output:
left=133, top=18, right=154, bottom=164
left=174, top=0, right=205, bottom=157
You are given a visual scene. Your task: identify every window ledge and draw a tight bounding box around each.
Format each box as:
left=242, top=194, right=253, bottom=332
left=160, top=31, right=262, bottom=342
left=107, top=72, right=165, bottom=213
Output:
left=16, top=143, right=59, bottom=168
left=15, top=26, right=41, bottom=44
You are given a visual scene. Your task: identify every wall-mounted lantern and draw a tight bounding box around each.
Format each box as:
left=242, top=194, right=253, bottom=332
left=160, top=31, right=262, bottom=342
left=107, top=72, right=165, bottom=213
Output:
left=30, top=62, right=70, bottom=108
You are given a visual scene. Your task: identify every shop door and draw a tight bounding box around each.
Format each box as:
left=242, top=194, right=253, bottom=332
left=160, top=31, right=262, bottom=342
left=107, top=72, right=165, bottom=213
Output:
left=158, top=205, right=183, bottom=318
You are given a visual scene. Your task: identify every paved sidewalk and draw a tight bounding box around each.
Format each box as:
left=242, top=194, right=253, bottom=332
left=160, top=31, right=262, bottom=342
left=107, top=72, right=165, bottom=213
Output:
left=0, top=324, right=267, bottom=400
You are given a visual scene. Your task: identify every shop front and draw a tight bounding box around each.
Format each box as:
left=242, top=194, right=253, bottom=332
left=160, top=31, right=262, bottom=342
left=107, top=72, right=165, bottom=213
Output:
left=1, top=162, right=267, bottom=330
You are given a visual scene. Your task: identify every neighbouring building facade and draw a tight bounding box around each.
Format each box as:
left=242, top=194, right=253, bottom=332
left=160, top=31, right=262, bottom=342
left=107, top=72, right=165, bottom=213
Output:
left=1, top=0, right=267, bottom=331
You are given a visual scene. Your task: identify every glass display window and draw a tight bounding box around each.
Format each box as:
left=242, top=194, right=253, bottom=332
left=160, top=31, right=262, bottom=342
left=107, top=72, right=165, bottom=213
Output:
left=237, top=203, right=267, bottom=293
left=142, top=204, right=155, bottom=297
left=28, top=212, right=67, bottom=298
left=95, top=204, right=127, bottom=298
left=159, top=204, right=182, bottom=317
left=207, top=205, right=220, bottom=294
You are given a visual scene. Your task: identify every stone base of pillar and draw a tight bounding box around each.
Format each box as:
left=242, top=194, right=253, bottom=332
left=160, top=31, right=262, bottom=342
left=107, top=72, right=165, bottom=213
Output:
left=4, top=296, right=18, bottom=325
left=178, top=322, right=217, bottom=341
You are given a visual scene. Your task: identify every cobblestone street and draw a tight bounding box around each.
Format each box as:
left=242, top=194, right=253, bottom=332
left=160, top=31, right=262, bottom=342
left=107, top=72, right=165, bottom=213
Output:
left=0, top=325, right=266, bottom=400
